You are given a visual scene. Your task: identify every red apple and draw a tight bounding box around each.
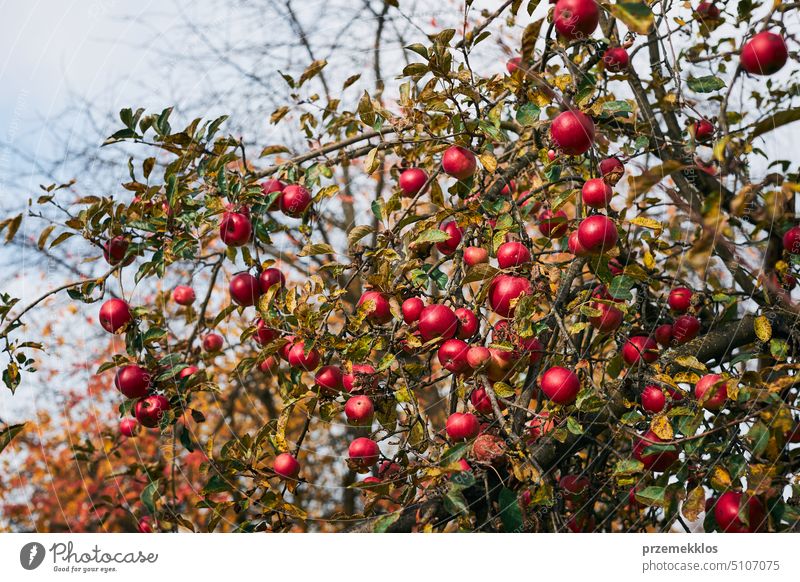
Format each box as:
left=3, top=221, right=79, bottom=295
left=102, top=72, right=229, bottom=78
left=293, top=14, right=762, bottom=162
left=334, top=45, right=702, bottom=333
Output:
left=740, top=31, right=788, bottom=76
left=259, top=356, right=279, bottom=374
left=553, top=0, right=599, bottom=40
left=783, top=226, right=800, bottom=254
left=488, top=275, right=532, bottom=317
left=633, top=430, right=678, bottom=472
left=467, top=346, right=491, bottom=370
left=445, top=412, right=480, bottom=441
left=470, top=386, right=495, bottom=415
left=349, top=437, right=380, bottom=468
left=694, top=373, right=728, bottom=410
left=399, top=168, right=428, bottom=197
left=520, top=336, right=544, bottom=363
left=550, top=110, right=595, bottom=155
left=695, top=1, right=720, bottom=20
left=287, top=341, right=321, bottom=371
left=668, top=287, right=693, bottom=312
left=437, top=339, right=470, bottom=374
left=454, top=307, right=479, bottom=339
left=230, top=272, right=261, bottom=306
left=137, top=516, right=154, bottom=533
left=279, top=184, right=312, bottom=217
left=654, top=323, right=673, bottom=347
left=115, top=365, right=151, bottom=399
left=568, top=231, right=591, bottom=256
left=120, top=418, right=138, bottom=438
left=497, top=241, right=531, bottom=268
left=254, top=318, right=279, bottom=346
left=560, top=474, right=590, bottom=498
left=500, top=179, right=517, bottom=196
left=219, top=212, right=252, bottom=246
left=103, top=236, right=131, bottom=266
left=540, top=366, right=581, bottom=404
left=577, top=215, right=618, bottom=254
left=134, top=394, right=170, bottom=428
left=273, top=453, right=301, bottom=480
left=99, top=298, right=132, bottom=333
left=588, top=302, right=623, bottom=333
left=442, top=146, right=477, bottom=180
left=581, top=178, right=613, bottom=208
left=259, top=268, right=286, bottom=293
left=418, top=304, right=459, bottom=342
left=435, top=221, right=463, bottom=255
left=278, top=336, right=295, bottom=361
left=315, top=365, right=343, bottom=394
left=599, top=157, right=625, bottom=185
left=506, top=56, right=522, bottom=74
left=486, top=348, right=517, bottom=382
left=672, top=314, right=700, bottom=344
left=344, top=395, right=374, bottom=426
left=203, top=333, right=224, bottom=352
left=641, top=385, right=666, bottom=413
left=172, top=285, right=196, bottom=306
left=691, top=119, right=714, bottom=141
left=402, top=297, right=425, bottom=324
left=261, top=179, right=285, bottom=210
left=622, top=335, right=659, bottom=366
left=343, top=364, right=378, bottom=392
left=714, top=491, right=765, bottom=533
left=464, top=246, right=489, bottom=266
left=538, top=209, right=569, bottom=238
left=357, top=290, right=392, bottom=324
left=602, top=47, right=629, bottom=72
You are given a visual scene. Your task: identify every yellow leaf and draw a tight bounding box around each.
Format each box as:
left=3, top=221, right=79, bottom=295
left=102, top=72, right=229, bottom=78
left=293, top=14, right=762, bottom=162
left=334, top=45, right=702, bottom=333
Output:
left=650, top=414, right=674, bottom=440
left=754, top=315, right=772, bottom=342
left=627, top=161, right=688, bottom=196
left=674, top=356, right=707, bottom=372
left=682, top=485, right=705, bottom=521
left=479, top=152, right=497, bottom=173
left=710, top=465, right=731, bottom=490
left=629, top=216, right=663, bottom=234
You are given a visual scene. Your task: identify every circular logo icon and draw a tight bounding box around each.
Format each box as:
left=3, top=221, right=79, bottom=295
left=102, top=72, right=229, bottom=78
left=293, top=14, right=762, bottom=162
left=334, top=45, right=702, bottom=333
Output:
left=20, top=542, right=46, bottom=570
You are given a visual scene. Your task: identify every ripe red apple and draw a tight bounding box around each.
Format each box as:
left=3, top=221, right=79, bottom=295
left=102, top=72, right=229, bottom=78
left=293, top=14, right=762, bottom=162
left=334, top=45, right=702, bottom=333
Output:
left=454, top=307, right=479, bottom=339
left=315, top=365, right=343, bottom=394
left=349, top=437, right=380, bottom=468
left=134, top=394, right=170, bottom=428
left=488, top=275, right=532, bottom=317
left=464, top=246, right=489, bottom=266
left=445, top=412, right=480, bottom=441
left=178, top=365, right=198, bottom=380
left=343, top=364, right=378, bottom=392
left=588, top=302, right=623, bottom=333
left=399, top=168, right=428, bottom=197
left=672, top=314, right=700, bottom=344
left=435, top=221, right=463, bottom=255
left=219, top=212, right=252, bottom=246
left=695, top=1, right=720, bottom=20
left=99, top=298, right=132, bottom=334
left=261, top=178, right=285, bottom=210
left=538, top=209, right=568, bottom=238
left=273, top=453, right=301, bottom=480
left=599, top=157, right=625, bottom=184
left=203, top=333, right=224, bottom=352
left=577, top=215, right=618, bottom=254
left=259, top=267, right=286, bottom=293
left=506, top=56, right=522, bottom=74
left=668, top=287, right=693, bottom=311
left=694, top=373, right=728, bottom=410
left=344, top=395, right=374, bottom=426
left=103, top=236, right=131, bottom=266
left=581, top=178, right=613, bottom=208
left=278, top=336, right=295, bottom=361
left=540, top=366, right=581, bottom=404
left=402, top=297, right=425, bottom=324
left=568, top=231, right=591, bottom=256
left=470, top=386, right=495, bottom=415
left=496, top=241, right=531, bottom=268
left=602, top=47, right=629, bottom=72
left=641, top=385, right=666, bottom=413
left=287, top=341, right=321, bottom=371
left=783, top=226, right=800, bottom=254
left=486, top=348, right=517, bottom=382
left=230, top=272, right=261, bottom=306
left=467, top=346, right=491, bottom=371
left=254, top=319, right=279, bottom=346
left=714, top=491, right=765, bottom=533
left=418, top=304, right=459, bottom=342
left=622, top=335, right=659, bottom=366
left=553, top=0, right=599, bottom=40
left=442, top=146, right=477, bottom=180
left=691, top=119, right=714, bottom=142
left=500, top=179, right=517, bottom=196
left=740, top=31, right=788, bottom=76
left=437, top=339, right=470, bottom=374
left=137, top=516, right=154, bottom=533
left=172, top=285, right=196, bottom=306
left=560, top=474, right=589, bottom=498
left=279, top=184, right=312, bottom=217
left=550, top=110, right=595, bottom=155
left=358, top=290, right=393, bottom=324
left=120, top=418, right=138, bottom=438
left=259, top=356, right=279, bottom=374
left=633, top=430, right=678, bottom=472
left=115, top=365, right=151, bottom=399
left=608, top=258, right=624, bottom=275
left=520, top=336, right=544, bottom=363
left=654, top=323, right=673, bottom=347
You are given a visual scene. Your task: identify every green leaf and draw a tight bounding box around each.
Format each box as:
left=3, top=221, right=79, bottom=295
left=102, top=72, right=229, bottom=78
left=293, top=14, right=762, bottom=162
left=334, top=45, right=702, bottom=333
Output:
left=601, top=100, right=633, bottom=114
left=373, top=513, right=401, bottom=532
left=609, top=2, right=654, bottom=34
left=413, top=228, right=449, bottom=245
left=566, top=416, right=584, bottom=435
left=498, top=487, right=524, bottom=532
left=635, top=485, right=665, bottom=506
left=140, top=479, right=159, bottom=514
left=0, top=422, right=26, bottom=454
left=608, top=275, right=635, bottom=300
left=516, top=103, right=540, bottom=126
left=613, top=458, right=644, bottom=476
left=687, top=75, right=726, bottom=93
